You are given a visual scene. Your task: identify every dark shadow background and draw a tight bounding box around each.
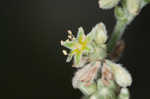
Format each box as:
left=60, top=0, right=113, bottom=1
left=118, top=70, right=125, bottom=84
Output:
left=0, top=0, right=150, bottom=99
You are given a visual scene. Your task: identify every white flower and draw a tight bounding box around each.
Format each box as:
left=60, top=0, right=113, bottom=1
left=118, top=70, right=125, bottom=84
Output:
left=61, top=27, right=94, bottom=67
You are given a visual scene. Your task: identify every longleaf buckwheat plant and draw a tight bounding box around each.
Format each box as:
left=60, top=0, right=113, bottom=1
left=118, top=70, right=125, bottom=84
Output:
left=60, top=0, right=150, bottom=99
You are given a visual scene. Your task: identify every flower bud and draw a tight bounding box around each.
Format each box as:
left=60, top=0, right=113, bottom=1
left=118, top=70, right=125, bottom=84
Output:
left=91, top=23, right=107, bottom=45
left=118, top=88, right=130, bottom=99
left=106, top=60, right=132, bottom=87
left=126, top=0, right=141, bottom=15
left=98, top=0, right=120, bottom=9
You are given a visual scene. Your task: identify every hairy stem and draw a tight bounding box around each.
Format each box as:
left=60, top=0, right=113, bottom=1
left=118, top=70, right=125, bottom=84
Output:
left=107, top=20, right=127, bottom=53
left=108, top=1, right=149, bottom=54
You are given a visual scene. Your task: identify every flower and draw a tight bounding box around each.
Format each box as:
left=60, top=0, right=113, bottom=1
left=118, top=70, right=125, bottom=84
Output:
left=61, top=23, right=109, bottom=66
left=61, top=27, right=93, bottom=67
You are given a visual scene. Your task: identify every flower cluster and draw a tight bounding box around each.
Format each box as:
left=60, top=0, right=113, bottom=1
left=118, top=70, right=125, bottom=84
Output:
left=58, top=0, right=150, bottom=98
left=60, top=0, right=149, bottom=98
left=61, top=22, right=132, bottom=99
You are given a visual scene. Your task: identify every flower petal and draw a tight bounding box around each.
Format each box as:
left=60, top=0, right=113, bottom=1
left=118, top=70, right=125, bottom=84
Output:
left=74, top=53, right=82, bottom=66
left=66, top=54, right=73, bottom=62
left=62, top=40, right=76, bottom=49
left=77, top=27, right=86, bottom=43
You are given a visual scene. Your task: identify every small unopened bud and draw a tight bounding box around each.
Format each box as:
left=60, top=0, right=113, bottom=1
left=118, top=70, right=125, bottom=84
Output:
left=106, top=60, right=132, bottom=87
left=127, top=0, right=141, bottom=15
left=98, top=0, right=120, bottom=9
left=91, top=23, right=107, bottom=45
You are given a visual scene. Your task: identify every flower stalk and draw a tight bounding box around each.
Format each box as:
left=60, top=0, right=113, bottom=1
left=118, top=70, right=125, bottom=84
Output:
left=108, top=0, right=149, bottom=54
left=107, top=20, right=127, bottom=53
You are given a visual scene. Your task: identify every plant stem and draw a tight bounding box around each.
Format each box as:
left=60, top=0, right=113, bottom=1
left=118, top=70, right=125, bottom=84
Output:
left=107, top=0, right=149, bottom=54
left=107, top=20, right=127, bottom=53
